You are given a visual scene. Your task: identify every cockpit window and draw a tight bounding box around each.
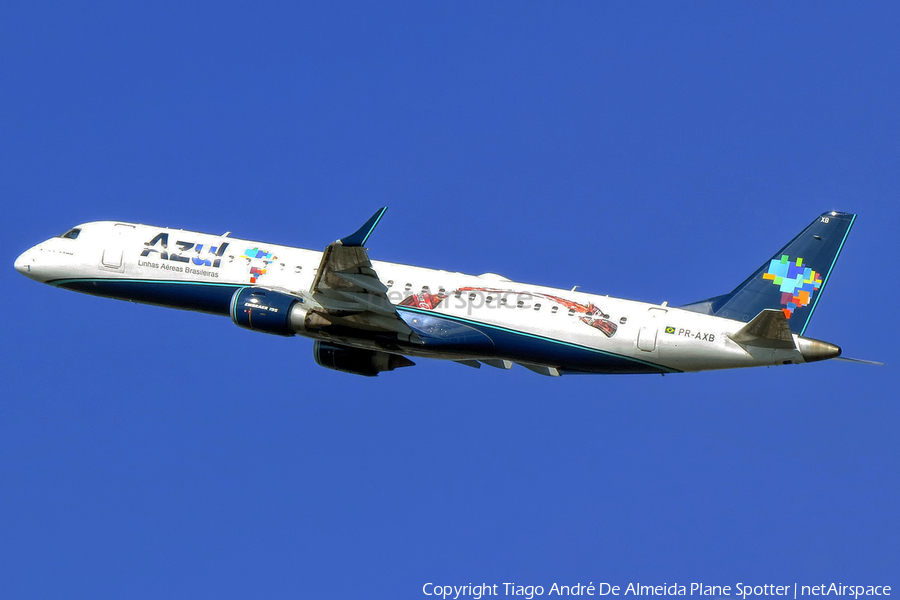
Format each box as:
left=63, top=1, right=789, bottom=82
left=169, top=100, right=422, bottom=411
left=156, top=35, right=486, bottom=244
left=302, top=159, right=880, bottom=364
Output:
left=59, top=228, right=81, bottom=240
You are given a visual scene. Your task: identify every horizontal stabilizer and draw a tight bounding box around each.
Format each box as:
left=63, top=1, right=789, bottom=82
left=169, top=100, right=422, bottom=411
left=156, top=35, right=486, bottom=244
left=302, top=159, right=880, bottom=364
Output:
left=729, top=309, right=796, bottom=350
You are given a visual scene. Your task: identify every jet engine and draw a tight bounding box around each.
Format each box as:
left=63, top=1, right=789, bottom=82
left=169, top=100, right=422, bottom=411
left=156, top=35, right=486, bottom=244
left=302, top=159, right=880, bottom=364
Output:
left=230, top=287, right=316, bottom=336
left=313, top=341, right=415, bottom=377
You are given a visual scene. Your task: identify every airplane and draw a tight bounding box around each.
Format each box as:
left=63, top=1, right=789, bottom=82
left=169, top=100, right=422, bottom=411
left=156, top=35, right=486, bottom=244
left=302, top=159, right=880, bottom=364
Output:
left=14, top=209, right=863, bottom=377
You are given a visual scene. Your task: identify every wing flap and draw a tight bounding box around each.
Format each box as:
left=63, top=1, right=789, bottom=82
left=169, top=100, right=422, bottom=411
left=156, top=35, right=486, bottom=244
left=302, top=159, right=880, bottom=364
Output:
left=316, top=289, right=398, bottom=317
left=329, top=271, right=389, bottom=294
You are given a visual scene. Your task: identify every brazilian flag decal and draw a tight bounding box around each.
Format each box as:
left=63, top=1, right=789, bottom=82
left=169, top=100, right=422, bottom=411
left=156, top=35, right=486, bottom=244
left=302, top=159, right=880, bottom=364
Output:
left=664, top=326, right=676, bottom=334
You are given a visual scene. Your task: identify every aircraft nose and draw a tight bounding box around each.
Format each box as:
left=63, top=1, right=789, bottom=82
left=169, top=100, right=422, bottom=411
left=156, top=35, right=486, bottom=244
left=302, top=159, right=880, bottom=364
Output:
left=14, top=246, right=45, bottom=281
left=14, top=248, right=33, bottom=275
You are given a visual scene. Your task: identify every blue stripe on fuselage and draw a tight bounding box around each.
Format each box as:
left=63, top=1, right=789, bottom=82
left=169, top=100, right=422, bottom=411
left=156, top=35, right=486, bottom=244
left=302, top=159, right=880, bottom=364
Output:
left=398, top=306, right=676, bottom=375
left=48, top=277, right=675, bottom=374
left=50, top=278, right=242, bottom=315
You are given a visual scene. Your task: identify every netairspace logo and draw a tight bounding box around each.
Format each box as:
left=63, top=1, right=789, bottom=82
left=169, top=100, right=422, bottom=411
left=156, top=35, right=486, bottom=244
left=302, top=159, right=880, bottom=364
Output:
left=421, top=582, right=892, bottom=600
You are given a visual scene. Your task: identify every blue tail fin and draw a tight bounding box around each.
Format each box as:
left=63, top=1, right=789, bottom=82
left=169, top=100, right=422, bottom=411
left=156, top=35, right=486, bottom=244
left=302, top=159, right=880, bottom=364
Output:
left=681, top=211, right=856, bottom=335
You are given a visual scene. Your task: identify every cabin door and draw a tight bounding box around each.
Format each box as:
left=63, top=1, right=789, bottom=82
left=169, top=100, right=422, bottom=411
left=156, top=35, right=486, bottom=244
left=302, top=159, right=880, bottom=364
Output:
left=637, top=307, right=667, bottom=352
left=100, top=223, right=135, bottom=270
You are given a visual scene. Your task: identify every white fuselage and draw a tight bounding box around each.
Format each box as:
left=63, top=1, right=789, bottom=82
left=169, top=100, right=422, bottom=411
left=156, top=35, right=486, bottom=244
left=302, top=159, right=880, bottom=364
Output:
left=15, top=220, right=817, bottom=375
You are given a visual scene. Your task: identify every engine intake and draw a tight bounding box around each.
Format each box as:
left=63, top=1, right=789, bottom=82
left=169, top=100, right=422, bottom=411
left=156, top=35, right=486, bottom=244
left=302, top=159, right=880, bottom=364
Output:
left=313, top=341, right=415, bottom=377
left=230, top=287, right=312, bottom=336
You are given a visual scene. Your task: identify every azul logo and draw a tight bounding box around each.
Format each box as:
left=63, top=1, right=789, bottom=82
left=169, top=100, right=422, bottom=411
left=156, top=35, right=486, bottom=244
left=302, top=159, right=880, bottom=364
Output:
left=141, top=233, right=229, bottom=268
left=762, top=255, right=822, bottom=319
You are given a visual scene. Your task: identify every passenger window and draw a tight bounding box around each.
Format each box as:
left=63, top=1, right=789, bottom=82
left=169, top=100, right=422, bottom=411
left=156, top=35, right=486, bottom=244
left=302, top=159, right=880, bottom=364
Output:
left=568, top=308, right=576, bottom=316
left=386, top=280, right=394, bottom=288
left=551, top=306, right=558, bottom=314
left=486, top=296, right=493, bottom=304
left=516, top=300, right=524, bottom=308
left=534, top=303, right=541, bottom=311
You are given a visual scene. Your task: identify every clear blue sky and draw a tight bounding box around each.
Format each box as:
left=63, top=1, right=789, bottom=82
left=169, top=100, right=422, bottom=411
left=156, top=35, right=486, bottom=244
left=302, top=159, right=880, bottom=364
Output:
left=2, top=2, right=897, bottom=598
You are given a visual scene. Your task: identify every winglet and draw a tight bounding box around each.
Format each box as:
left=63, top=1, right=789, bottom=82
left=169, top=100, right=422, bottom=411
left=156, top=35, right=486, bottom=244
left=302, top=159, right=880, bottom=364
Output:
left=339, top=207, right=388, bottom=247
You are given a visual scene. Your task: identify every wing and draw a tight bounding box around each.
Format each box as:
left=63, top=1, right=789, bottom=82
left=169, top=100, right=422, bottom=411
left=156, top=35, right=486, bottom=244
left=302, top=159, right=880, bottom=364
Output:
left=308, top=207, right=420, bottom=343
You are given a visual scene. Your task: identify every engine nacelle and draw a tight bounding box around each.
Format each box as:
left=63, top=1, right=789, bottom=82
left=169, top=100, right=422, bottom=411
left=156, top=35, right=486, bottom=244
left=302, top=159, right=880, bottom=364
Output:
left=230, top=287, right=312, bottom=336
left=313, top=341, right=415, bottom=377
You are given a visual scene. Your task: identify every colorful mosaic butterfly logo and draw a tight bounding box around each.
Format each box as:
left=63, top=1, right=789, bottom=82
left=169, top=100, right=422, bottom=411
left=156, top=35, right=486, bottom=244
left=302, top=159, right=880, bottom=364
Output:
left=762, top=255, right=822, bottom=319
left=242, top=247, right=277, bottom=283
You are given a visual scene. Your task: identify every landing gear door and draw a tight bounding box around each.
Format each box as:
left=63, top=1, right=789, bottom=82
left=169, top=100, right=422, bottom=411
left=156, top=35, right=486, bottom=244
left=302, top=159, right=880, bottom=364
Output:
left=637, top=307, right=667, bottom=352
left=100, top=223, right=135, bottom=271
